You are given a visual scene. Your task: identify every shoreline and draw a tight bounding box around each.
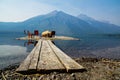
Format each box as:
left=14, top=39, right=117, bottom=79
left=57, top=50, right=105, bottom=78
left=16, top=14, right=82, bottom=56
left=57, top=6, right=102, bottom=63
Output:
left=0, top=57, right=120, bottom=80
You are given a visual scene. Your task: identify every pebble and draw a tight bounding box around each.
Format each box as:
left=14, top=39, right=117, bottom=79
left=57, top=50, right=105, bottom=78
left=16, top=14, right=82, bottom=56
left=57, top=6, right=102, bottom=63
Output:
left=0, top=58, right=120, bottom=80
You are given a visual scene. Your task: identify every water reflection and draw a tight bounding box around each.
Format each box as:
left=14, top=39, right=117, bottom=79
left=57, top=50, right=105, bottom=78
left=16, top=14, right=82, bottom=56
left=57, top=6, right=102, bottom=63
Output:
left=24, top=40, right=38, bottom=47
left=0, top=45, right=28, bottom=69
left=0, top=45, right=27, bottom=57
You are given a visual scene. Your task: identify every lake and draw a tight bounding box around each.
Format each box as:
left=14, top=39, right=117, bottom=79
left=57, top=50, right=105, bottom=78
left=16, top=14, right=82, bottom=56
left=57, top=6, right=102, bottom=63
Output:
left=0, top=31, right=120, bottom=69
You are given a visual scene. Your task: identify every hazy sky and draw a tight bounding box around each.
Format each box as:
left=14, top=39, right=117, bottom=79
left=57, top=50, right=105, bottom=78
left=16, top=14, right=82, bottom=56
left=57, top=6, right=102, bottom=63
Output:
left=0, top=0, right=120, bottom=25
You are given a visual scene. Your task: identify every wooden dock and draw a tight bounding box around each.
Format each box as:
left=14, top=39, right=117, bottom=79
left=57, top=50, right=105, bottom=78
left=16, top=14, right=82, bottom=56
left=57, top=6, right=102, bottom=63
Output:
left=16, top=40, right=84, bottom=73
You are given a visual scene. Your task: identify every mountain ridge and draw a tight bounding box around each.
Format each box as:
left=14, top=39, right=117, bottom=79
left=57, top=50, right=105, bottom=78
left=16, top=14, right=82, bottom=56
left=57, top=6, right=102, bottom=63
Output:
left=0, top=10, right=120, bottom=35
left=78, top=14, right=120, bottom=34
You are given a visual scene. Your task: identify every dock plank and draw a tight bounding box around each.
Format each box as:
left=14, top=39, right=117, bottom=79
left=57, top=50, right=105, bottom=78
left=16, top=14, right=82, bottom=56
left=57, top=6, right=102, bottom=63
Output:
left=48, top=40, right=84, bottom=72
left=16, top=39, right=84, bottom=73
left=37, top=40, right=65, bottom=71
left=16, top=40, right=40, bottom=72
left=29, top=40, right=42, bottom=70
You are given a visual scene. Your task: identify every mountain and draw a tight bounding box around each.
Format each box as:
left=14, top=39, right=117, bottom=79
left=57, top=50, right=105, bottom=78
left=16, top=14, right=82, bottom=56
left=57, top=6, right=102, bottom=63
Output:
left=77, top=14, right=95, bottom=22
left=0, top=21, right=25, bottom=32
left=78, top=14, right=120, bottom=34
left=0, top=10, right=120, bottom=36
left=22, top=10, right=98, bottom=35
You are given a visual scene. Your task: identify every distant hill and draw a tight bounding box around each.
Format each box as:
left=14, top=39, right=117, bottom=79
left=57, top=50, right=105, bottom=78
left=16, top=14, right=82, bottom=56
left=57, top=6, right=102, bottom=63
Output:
left=0, top=10, right=120, bottom=36
left=78, top=14, right=120, bottom=34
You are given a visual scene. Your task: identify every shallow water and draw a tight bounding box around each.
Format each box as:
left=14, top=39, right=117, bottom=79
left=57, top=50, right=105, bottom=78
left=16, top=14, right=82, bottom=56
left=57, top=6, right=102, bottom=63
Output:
left=0, top=31, right=120, bottom=69
left=0, top=31, right=34, bottom=69
left=54, top=34, right=120, bottom=59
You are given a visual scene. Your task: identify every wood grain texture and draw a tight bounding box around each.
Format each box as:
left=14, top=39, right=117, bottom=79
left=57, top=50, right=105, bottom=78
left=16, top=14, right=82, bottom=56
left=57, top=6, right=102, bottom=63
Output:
left=37, top=40, right=65, bottom=71
left=16, top=41, right=40, bottom=72
left=48, top=40, right=84, bottom=72
left=16, top=39, right=84, bottom=73
left=29, top=40, right=42, bottom=70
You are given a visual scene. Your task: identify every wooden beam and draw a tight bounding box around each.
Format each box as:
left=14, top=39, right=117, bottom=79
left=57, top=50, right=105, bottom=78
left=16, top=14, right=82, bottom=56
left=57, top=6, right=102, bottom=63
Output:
left=29, top=40, right=42, bottom=70
left=16, top=39, right=84, bottom=73
left=16, top=40, right=41, bottom=72
left=37, top=40, right=65, bottom=71
left=48, top=40, right=84, bottom=72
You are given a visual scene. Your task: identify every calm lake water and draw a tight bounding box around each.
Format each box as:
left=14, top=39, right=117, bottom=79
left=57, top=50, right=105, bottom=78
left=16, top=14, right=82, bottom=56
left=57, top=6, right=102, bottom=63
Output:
left=0, top=31, right=120, bottom=69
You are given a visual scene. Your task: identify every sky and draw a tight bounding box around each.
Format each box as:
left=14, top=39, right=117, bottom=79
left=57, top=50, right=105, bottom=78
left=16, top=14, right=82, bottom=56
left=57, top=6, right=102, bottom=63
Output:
left=0, top=0, right=120, bottom=26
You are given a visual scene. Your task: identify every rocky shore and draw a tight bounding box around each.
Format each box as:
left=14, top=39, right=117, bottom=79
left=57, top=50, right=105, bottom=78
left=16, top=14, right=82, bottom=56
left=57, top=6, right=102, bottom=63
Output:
left=0, top=57, right=120, bottom=80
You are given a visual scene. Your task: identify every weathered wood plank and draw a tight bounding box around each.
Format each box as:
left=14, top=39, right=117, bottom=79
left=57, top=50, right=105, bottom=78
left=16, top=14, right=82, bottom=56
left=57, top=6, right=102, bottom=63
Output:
left=37, top=40, right=65, bottom=71
left=48, top=40, right=84, bottom=72
left=16, top=40, right=40, bottom=72
left=16, top=39, right=84, bottom=73
left=29, top=40, right=42, bottom=70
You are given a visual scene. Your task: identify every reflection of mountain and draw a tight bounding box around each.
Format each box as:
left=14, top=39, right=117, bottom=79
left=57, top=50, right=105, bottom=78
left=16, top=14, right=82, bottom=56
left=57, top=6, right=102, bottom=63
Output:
left=0, top=10, right=120, bottom=35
